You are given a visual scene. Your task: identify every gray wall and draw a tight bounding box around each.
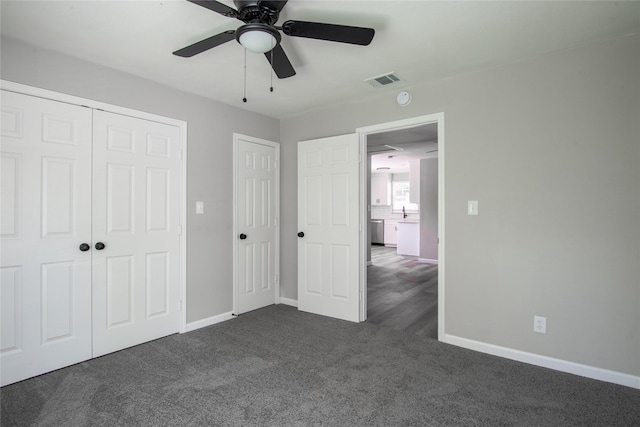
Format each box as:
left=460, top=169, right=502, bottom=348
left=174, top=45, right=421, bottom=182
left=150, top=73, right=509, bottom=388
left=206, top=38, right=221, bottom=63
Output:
left=0, top=37, right=280, bottom=324
left=420, top=158, right=438, bottom=261
left=280, top=34, right=640, bottom=376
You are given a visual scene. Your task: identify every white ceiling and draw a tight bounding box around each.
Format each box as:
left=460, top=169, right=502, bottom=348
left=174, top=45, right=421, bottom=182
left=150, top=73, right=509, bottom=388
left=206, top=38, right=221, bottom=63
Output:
left=369, top=123, right=437, bottom=174
left=1, top=1, right=639, bottom=120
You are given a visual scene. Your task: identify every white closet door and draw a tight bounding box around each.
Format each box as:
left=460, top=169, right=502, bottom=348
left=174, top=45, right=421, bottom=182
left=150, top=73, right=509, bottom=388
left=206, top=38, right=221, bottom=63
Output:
left=91, top=110, right=181, bottom=357
left=1, top=90, right=93, bottom=386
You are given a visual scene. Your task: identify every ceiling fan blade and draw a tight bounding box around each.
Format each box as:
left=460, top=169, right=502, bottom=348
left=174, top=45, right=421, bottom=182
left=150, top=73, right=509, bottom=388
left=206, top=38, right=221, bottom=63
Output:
left=282, top=20, right=375, bottom=46
left=264, top=44, right=296, bottom=79
left=258, top=0, right=288, bottom=12
left=187, top=0, right=238, bottom=18
left=173, top=30, right=236, bottom=57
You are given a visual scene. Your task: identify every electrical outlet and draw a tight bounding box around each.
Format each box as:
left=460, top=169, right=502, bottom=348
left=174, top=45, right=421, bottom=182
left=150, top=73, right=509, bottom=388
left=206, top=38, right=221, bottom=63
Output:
left=533, top=316, right=546, bottom=334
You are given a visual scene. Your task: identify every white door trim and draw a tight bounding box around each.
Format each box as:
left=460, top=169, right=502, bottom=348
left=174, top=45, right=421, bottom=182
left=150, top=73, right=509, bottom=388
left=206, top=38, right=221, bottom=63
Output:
left=232, top=133, right=280, bottom=315
left=356, top=113, right=445, bottom=340
left=0, top=79, right=189, bottom=334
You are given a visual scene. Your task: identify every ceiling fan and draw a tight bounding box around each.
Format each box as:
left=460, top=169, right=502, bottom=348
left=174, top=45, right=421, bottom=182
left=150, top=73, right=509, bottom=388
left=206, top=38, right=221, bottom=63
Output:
left=173, top=0, right=375, bottom=79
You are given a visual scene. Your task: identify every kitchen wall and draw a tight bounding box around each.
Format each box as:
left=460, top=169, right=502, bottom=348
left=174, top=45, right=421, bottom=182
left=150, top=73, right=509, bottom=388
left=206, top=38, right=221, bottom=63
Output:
left=420, top=158, right=438, bottom=262
left=371, top=206, right=419, bottom=221
left=371, top=173, right=419, bottom=221
left=0, top=37, right=280, bottom=324
left=280, top=34, right=640, bottom=377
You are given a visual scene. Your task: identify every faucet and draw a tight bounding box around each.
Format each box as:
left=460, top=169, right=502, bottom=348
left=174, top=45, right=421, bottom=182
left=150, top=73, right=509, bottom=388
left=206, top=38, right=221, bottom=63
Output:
left=402, top=205, right=407, bottom=219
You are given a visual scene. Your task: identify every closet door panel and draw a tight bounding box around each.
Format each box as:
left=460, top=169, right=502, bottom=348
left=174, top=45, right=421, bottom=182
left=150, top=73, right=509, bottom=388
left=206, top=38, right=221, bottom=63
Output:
left=0, top=90, right=92, bottom=386
left=92, top=110, right=181, bottom=357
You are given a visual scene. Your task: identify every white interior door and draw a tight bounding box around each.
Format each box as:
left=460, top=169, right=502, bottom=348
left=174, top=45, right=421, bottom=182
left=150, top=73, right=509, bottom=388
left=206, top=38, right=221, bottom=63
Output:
left=297, top=134, right=360, bottom=322
left=91, top=110, right=181, bottom=357
left=234, top=134, right=278, bottom=314
left=1, top=90, right=93, bottom=386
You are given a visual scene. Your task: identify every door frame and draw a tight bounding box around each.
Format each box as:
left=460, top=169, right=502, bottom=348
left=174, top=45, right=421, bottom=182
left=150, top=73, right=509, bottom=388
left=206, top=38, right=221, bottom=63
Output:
left=232, top=133, right=280, bottom=315
left=356, top=113, right=445, bottom=340
left=0, top=79, right=189, bottom=334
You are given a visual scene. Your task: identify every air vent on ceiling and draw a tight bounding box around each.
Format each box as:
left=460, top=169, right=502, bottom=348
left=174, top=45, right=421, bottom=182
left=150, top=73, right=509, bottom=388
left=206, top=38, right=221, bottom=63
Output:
left=364, top=72, right=402, bottom=88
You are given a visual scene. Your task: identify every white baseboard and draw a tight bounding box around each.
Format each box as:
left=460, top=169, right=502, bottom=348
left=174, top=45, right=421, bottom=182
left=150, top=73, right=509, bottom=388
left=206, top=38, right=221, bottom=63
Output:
left=278, top=297, right=298, bottom=307
left=443, top=333, right=640, bottom=390
left=418, top=258, right=438, bottom=264
left=185, top=311, right=235, bottom=332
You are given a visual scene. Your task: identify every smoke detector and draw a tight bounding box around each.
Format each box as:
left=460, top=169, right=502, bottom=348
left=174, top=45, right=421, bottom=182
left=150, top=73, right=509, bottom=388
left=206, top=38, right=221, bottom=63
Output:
left=364, top=72, right=403, bottom=88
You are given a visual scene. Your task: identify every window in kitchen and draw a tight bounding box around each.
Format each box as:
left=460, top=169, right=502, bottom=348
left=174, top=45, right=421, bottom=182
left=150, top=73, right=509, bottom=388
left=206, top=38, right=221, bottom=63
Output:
left=392, top=181, right=419, bottom=213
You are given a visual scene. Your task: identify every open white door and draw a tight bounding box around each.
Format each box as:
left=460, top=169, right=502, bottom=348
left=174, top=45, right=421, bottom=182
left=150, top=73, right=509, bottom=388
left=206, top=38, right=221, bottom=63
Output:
left=297, top=133, right=360, bottom=322
left=234, top=134, right=279, bottom=315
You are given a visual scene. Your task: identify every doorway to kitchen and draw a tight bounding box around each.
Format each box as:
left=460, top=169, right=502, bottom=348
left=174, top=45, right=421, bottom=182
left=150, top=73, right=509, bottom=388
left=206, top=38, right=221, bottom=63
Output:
left=357, top=114, right=444, bottom=341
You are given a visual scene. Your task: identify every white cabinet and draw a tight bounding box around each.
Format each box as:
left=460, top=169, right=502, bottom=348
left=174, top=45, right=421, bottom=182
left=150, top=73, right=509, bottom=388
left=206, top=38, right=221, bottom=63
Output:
left=371, top=173, right=390, bottom=205
left=397, top=221, right=420, bottom=256
left=384, top=220, right=398, bottom=246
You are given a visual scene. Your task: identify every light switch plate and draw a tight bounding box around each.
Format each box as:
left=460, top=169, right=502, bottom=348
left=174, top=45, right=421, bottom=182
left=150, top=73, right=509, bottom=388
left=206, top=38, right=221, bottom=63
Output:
left=467, top=200, right=479, bottom=215
left=196, top=201, right=204, bottom=214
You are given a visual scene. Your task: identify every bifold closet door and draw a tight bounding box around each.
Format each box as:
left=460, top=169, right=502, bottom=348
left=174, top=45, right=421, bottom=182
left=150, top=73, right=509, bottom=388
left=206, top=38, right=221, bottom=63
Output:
left=91, top=110, right=181, bottom=357
left=1, top=91, right=183, bottom=386
left=1, top=90, right=93, bottom=386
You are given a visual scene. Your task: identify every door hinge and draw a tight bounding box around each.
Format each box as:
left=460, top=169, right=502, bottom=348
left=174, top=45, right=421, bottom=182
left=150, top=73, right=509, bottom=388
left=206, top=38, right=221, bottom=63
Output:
left=179, top=300, right=183, bottom=312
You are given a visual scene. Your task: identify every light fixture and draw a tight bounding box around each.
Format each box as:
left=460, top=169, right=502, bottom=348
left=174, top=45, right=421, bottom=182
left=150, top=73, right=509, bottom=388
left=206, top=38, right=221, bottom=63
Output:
left=236, top=23, right=281, bottom=54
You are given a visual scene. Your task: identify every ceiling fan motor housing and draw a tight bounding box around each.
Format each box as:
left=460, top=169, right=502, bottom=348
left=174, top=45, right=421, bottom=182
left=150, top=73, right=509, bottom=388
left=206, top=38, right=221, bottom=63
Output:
left=234, top=0, right=281, bottom=25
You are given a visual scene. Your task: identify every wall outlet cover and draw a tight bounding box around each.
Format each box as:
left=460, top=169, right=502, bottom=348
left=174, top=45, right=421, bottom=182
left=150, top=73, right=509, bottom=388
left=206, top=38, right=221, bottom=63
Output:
left=534, top=315, right=547, bottom=334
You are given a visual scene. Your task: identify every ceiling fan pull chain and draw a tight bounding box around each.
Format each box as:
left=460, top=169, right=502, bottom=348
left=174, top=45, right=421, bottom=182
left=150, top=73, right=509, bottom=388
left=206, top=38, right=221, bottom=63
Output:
left=243, top=48, right=247, bottom=103
left=270, top=48, right=274, bottom=93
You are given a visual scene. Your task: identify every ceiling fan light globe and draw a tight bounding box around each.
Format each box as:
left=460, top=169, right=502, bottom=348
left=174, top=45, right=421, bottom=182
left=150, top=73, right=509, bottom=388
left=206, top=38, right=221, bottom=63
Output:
left=239, top=30, right=277, bottom=53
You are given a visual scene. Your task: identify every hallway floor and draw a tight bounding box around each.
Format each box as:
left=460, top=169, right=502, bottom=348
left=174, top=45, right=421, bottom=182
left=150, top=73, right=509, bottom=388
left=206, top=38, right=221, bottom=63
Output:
left=366, top=245, right=438, bottom=338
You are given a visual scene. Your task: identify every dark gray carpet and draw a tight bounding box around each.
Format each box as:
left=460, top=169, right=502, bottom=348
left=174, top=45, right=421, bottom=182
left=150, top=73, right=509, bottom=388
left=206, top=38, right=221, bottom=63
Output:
left=2, top=304, right=639, bottom=426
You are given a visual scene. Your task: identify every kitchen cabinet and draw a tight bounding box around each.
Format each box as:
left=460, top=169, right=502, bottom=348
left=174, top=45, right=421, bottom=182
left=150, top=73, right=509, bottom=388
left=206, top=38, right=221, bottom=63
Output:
left=397, top=221, right=420, bottom=256
left=384, top=220, right=398, bottom=246
left=371, top=173, right=390, bottom=205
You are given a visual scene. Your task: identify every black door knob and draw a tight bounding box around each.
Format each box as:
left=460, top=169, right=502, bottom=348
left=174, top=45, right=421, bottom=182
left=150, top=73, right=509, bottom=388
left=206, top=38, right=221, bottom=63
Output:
left=297, top=232, right=304, bottom=238
left=95, top=242, right=106, bottom=250
left=79, top=243, right=90, bottom=252
left=239, top=233, right=247, bottom=240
